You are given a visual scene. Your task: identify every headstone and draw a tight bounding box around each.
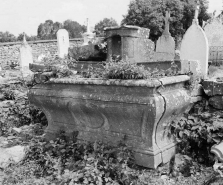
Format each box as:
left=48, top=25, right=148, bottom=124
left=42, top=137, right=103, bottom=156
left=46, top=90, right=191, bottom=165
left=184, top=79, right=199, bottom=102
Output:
left=57, top=29, right=69, bottom=58
left=180, top=2, right=209, bottom=78
left=19, top=33, right=33, bottom=70
left=154, top=11, right=175, bottom=61
left=204, top=18, right=223, bottom=47
left=82, top=18, right=96, bottom=45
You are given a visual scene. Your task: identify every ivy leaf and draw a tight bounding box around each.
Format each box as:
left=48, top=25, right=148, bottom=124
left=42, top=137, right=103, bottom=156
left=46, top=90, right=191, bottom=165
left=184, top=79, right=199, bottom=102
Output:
left=179, top=131, right=183, bottom=138
left=191, top=125, right=200, bottom=130
left=212, top=137, right=221, bottom=144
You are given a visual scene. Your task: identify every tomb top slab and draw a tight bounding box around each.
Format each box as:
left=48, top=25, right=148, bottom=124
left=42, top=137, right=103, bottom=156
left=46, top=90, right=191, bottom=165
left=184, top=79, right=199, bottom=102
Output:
left=105, top=25, right=150, bottom=39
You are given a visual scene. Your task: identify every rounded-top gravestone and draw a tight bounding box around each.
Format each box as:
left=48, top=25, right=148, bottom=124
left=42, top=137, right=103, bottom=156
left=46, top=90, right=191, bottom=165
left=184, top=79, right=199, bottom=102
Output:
left=180, top=4, right=209, bottom=78
left=57, top=29, right=69, bottom=58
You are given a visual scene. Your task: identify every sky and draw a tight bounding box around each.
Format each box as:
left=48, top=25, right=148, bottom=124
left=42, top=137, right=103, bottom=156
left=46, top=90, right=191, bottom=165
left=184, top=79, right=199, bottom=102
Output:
left=0, top=0, right=221, bottom=36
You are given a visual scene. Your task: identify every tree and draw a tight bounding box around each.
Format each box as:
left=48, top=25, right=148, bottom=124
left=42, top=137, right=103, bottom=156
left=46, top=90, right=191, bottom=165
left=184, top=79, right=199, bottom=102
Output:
left=95, top=18, right=119, bottom=36
left=17, top=33, right=38, bottom=41
left=122, top=0, right=210, bottom=42
left=63, top=20, right=86, bottom=38
left=37, top=20, right=62, bottom=40
left=0, top=31, right=17, bottom=42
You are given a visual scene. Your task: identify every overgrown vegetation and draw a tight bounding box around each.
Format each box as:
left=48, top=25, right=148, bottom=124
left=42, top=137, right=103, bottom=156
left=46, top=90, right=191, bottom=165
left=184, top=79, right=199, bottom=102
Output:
left=68, top=39, right=107, bottom=61
left=31, top=54, right=180, bottom=83
left=168, top=100, right=223, bottom=166
left=3, top=132, right=142, bottom=184
left=0, top=82, right=47, bottom=136
left=1, top=69, right=223, bottom=184
left=81, top=59, right=154, bottom=79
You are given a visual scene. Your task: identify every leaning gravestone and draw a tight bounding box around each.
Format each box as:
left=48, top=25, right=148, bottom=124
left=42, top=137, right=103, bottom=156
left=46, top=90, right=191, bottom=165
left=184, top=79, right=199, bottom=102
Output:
left=57, top=29, right=69, bottom=58
left=154, top=11, right=175, bottom=61
left=19, top=34, right=33, bottom=71
left=180, top=3, right=209, bottom=78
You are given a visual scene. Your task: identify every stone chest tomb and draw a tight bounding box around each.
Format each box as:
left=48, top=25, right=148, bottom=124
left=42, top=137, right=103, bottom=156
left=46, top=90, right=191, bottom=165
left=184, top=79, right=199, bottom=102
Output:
left=105, top=25, right=154, bottom=63
left=28, top=18, right=203, bottom=168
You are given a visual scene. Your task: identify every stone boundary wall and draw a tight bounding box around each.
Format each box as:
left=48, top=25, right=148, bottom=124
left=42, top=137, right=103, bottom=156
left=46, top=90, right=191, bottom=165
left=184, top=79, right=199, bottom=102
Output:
left=0, top=38, right=83, bottom=67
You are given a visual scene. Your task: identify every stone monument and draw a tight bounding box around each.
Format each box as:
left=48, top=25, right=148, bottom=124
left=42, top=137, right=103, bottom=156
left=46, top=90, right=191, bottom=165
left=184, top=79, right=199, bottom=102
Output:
left=82, top=18, right=96, bottom=45
left=57, top=29, right=69, bottom=58
left=154, top=11, right=175, bottom=61
left=19, top=33, right=33, bottom=70
left=180, top=2, right=209, bottom=78
left=105, top=25, right=154, bottom=63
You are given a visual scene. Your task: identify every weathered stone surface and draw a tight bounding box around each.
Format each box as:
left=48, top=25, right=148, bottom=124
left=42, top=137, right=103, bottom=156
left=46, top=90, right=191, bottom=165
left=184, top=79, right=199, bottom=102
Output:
left=105, top=25, right=154, bottom=63
left=28, top=75, right=194, bottom=168
left=180, top=10, right=209, bottom=78
left=154, top=11, right=175, bottom=61
left=0, top=145, right=26, bottom=168
left=57, top=29, right=69, bottom=58
left=0, top=39, right=83, bottom=68
left=180, top=60, right=202, bottom=77
left=209, top=96, right=223, bottom=109
left=203, top=80, right=223, bottom=96
left=211, top=141, right=223, bottom=161
left=156, top=34, right=175, bottom=54
left=204, top=18, right=223, bottom=47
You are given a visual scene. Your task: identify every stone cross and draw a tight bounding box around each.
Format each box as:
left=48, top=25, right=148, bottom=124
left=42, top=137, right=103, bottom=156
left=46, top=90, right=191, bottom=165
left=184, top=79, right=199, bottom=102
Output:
left=193, top=1, right=199, bottom=24
left=163, top=11, right=170, bottom=35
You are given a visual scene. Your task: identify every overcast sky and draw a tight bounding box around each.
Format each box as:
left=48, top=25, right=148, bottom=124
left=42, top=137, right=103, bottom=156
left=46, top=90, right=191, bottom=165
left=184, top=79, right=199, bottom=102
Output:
left=0, top=0, right=221, bottom=36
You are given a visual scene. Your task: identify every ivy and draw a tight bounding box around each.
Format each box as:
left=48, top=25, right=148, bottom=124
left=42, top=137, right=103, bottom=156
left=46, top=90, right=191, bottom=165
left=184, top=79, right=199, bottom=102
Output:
left=167, top=101, right=223, bottom=165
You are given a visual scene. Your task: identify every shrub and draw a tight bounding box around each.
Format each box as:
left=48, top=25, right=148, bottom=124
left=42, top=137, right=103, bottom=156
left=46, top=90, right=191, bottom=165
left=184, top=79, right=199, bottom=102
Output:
left=68, top=40, right=107, bottom=61
left=167, top=104, right=223, bottom=165
left=3, top=131, right=143, bottom=185
left=81, top=59, right=176, bottom=79
left=0, top=82, right=47, bottom=136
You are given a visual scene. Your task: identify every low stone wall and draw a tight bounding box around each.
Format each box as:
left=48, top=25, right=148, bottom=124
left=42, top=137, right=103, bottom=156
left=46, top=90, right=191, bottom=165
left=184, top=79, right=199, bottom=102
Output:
left=0, top=38, right=83, bottom=67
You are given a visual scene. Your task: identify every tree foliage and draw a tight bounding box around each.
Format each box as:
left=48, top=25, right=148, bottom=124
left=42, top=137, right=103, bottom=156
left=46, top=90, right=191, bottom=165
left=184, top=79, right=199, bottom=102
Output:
left=95, top=18, right=119, bottom=36
left=122, top=0, right=210, bottom=42
left=0, top=18, right=88, bottom=42
left=37, top=20, right=63, bottom=40
left=17, top=33, right=38, bottom=42
left=0, top=31, right=17, bottom=42
left=63, top=19, right=86, bottom=39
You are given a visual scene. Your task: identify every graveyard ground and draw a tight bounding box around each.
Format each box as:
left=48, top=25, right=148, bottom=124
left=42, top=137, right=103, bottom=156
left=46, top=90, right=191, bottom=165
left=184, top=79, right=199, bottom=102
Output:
left=1, top=68, right=223, bottom=185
